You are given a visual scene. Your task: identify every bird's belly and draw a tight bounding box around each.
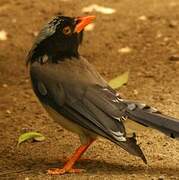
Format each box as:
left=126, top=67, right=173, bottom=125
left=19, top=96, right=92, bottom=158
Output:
left=43, top=104, right=85, bottom=135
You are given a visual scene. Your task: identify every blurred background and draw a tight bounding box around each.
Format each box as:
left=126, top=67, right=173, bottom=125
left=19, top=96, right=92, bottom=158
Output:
left=0, top=0, right=179, bottom=179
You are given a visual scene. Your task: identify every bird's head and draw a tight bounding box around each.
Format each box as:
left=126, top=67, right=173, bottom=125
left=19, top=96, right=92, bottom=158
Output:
left=26, top=15, right=95, bottom=65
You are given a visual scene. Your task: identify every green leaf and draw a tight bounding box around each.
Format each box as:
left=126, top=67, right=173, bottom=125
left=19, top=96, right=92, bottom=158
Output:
left=108, top=71, right=129, bottom=89
left=17, top=131, right=45, bottom=146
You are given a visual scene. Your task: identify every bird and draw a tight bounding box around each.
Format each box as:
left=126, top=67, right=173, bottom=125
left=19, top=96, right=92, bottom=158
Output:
left=26, top=15, right=179, bottom=175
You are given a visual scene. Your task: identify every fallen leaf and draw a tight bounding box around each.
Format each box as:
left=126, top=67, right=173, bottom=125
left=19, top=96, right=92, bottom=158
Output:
left=17, top=131, right=45, bottom=146
left=82, top=4, right=116, bottom=14
left=108, top=71, right=129, bottom=89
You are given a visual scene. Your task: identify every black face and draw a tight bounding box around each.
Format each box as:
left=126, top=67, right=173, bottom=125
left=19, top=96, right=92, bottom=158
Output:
left=26, top=16, right=83, bottom=64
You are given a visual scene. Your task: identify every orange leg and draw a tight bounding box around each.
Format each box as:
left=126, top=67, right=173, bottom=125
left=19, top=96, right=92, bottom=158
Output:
left=47, top=140, right=94, bottom=175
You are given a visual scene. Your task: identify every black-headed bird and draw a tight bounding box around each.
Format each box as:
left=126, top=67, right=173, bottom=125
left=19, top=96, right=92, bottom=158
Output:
left=26, top=15, right=179, bottom=175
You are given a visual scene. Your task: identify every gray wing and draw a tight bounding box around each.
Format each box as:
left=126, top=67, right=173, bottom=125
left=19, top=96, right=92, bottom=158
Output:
left=30, top=66, right=127, bottom=142
left=30, top=62, right=146, bottom=163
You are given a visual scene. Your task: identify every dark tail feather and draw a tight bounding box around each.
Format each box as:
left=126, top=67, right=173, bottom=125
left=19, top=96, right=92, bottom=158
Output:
left=112, top=133, right=147, bottom=164
left=125, top=103, right=179, bottom=140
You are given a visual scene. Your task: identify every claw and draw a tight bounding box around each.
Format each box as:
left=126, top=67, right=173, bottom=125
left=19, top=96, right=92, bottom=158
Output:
left=47, top=140, right=94, bottom=175
left=47, top=167, right=85, bottom=175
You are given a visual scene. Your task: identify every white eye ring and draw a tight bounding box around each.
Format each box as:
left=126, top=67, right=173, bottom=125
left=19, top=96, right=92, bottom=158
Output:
left=63, top=26, right=72, bottom=35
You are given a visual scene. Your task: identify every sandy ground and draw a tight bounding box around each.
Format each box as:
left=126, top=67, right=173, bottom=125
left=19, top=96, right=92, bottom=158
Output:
left=0, top=0, right=179, bottom=179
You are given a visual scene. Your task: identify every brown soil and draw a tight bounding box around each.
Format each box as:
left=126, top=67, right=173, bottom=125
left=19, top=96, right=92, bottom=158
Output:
left=0, top=0, right=179, bottom=179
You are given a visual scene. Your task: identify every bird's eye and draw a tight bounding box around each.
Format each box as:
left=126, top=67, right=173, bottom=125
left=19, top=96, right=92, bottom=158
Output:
left=63, top=26, right=72, bottom=35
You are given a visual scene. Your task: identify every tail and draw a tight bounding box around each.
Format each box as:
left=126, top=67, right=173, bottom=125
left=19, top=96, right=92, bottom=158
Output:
left=123, top=101, right=179, bottom=140
left=115, top=134, right=147, bottom=164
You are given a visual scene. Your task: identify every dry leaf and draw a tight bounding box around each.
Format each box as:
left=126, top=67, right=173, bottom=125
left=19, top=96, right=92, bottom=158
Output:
left=108, top=71, right=129, bottom=89
left=18, top=132, right=45, bottom=146
left=82, top=4, right=116, bottom=14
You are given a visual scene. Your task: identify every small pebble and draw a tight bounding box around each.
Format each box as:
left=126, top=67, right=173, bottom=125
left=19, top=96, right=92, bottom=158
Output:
left=118, top=47, right=132, bottom=54
left=163, top=37, right=170, bottom=42
left=169, top=2, right=178, bottom=7
left=138, top=15, right=147, bottom=21
left=0, top=30, right=8, bottom=41
left=6, top=110, right=11, bottom=114
left=169, top=20, right=178, bottom=28
left=33, top=31, right=38, bottom=37
left=130, top=174, right=136, bottom=177
left=169, top=54, right=179, bottom=61
left=133, top=89, right=138, bottom=95
left=23, top=94, right=30, bottom=98
left=156, top=32, right=162, bottom=38
left=2, top=84, right=8, bottom=88
left=158, top=175, right=165, bottom=180
left=12, top=18, right=17, bottom=23
left=25, top=79, right=29, bottom=83
left=170, top=176, right=178, bottom=180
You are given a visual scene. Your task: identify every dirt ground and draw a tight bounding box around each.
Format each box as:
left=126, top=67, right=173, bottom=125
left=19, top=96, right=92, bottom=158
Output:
left=0, top=0, right=179, bottom=179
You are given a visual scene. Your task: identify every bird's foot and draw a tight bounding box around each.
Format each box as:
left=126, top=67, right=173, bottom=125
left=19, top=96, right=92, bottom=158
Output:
left=47, top=167, right=85, bottom=175
left=48, top=141, right=94, bottom=175
left=63, top=155, right=91, bottom=162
